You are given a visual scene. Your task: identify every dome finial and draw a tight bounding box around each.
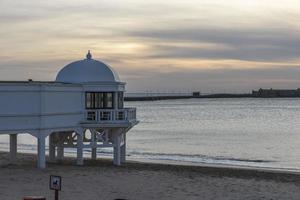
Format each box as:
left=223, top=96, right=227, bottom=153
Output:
left=86, top=50, right=92, bottom=60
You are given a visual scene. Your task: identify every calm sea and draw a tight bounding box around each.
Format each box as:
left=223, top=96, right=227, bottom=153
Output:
left=1, top=98, right=300, bottom=170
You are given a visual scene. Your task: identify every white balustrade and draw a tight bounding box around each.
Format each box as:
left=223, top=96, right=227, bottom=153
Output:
left=84, top=108, right=136, bottom=123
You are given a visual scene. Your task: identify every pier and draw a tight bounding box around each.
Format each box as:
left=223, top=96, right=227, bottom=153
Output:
left=124, top=92, right=253, bottom=101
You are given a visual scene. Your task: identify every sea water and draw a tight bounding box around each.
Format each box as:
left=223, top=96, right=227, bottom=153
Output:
left=127, top=98, right=300, bottom=170
left=1, top=98, right=300, bottom=170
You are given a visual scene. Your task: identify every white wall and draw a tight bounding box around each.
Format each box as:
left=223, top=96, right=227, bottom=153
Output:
left=0, top=83, right=83, bottom=133
left=41, top=85, right=83, bottom=129
left=0, top=86, right=40, bottom=115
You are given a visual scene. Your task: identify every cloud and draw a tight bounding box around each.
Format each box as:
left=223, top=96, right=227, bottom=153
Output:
left=126, top=27, right=300, bottom=62
left=0, top=0, right=300, bottom=92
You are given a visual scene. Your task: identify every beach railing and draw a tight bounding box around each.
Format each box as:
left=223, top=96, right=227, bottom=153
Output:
left=84, top=108, right=137, bottom=123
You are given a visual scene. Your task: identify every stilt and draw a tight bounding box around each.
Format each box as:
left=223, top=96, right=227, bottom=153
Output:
left=113, top=135, right=121, bottom=166
left=56, top=134, right=64, bottom=162
left=49, top=134, right=56, bottom=162
left=76, top=132, right=84, bottom=165
left=91, top=130, right=97, bottom=160
left=57, top=145, right=64, bottom=162
left=91, top=148, right=97, bottom=160
left=9, top=134, right=17, bottom=163
left=37, top=135, right=46, bottom=169
left=121, top=134, right=126, bottom=163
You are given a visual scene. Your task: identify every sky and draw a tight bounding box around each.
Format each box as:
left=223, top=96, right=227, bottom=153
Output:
left=0, top=0, right=299, bottom=93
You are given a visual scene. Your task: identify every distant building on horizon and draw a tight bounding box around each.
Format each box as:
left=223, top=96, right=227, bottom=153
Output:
left=252, top=88, right=300, bottom=98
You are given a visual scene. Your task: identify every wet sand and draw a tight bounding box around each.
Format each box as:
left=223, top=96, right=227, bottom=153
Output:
left=0, top=152, right=300, bottom=200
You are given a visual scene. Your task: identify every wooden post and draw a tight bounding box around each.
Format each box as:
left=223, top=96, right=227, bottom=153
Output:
left=55, top=190, right=58, bottom=200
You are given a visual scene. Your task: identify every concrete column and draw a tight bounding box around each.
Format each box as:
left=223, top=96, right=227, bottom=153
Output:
left=91, top=130, right=97, bottom=160
left=49, top=134, right=56, bottom=162
left=55, top=134, right=64, bottom=162
left=113, top=135, right=121, bottom=166
left=91, top=148, right=97, bottom=160
left=37, top=135, right=46, bottom=169
left=57, top=145, right=64, bottom=162
left=9, top=134, right=17, bottom=163
left=121, top=134, right=126, bottom=163
left=76, top=133, right=84, bottom=165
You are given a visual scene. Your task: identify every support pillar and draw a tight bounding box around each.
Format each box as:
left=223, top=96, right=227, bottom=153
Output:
left=121, top=134, right=126, bottom=163
left=9, top=134, right=17, bottom=163
left=37, top=135, right=46, bottom=169
left=113, top=135, right=121, bottom=166
left=55, top=134, right=64, bottom=162
left=91, top=130, right=97, bottom=160
left=49, top=134, right=56, bottom=162
left=91, top=147, right=97, bottom=160
left=57, top=145, right=64, bottom=162
left=76, top=132, right=84, bottom=165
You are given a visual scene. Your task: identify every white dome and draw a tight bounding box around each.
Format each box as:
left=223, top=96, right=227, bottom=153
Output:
left=56, top=51, right=120, bottom=83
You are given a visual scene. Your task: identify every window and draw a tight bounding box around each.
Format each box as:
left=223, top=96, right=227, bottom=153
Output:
left=87, top=111, right=96, bottom=121
left=105, top=93, right=113, bottom=108
left=85, top=92, right=114, bottom=109
left=94, top=93, right=100, bottom=108
left=86, top=92, right=92, bottom=108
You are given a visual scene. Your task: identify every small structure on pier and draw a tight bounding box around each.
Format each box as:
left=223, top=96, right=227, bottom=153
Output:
left=0, top=51, right=138, bottom=168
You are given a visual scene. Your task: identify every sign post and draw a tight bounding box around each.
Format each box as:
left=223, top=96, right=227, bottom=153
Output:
left=49, top=175, right=61, bottom=200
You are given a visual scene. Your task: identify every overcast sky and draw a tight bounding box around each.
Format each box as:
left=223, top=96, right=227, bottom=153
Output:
left=0, top=0, right=299, bottom=93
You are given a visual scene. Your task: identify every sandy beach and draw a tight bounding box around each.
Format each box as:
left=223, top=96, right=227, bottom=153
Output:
left=0, top=152, right=300, bottom=200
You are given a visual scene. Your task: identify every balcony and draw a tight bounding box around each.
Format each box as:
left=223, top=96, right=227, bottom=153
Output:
left=81, top=108, right=137, bottom=125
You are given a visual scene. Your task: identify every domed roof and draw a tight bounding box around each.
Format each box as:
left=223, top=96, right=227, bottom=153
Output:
left=56, top=51, right=120, bottom=83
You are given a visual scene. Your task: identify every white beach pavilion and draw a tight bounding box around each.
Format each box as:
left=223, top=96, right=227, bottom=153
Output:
left=0, top=51, right=138, bottom=168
